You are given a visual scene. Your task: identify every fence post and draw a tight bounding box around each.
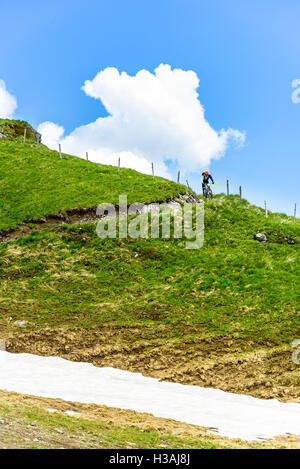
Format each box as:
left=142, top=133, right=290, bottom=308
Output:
left=23, top=128, right=26, bottom=143
left=227, top=180, right=230, bottom=196
left=294, top=203, right=297, bottom=222
left=265, top=200, right=268, bottom=218
left=239, top=186, right=242, bottom=200
left=118, top=157, right=120, bottom=171
left=59, top=144, right=62, bottom=159
left=186, top=180, right=190, bottom=190
left=86, top=152, right=88, bottom=162
left=152, top=162, right=154, bottom=178
left=177, top=170, right=180, bottom=184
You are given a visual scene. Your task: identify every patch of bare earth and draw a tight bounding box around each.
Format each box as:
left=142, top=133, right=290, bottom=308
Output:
left=5, top=326, right=300, bottom=403
left=0, top=208, right=99, bottom=244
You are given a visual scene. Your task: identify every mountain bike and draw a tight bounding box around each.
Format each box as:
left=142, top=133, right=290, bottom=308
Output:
left=203, top=182, right=213, bottom=199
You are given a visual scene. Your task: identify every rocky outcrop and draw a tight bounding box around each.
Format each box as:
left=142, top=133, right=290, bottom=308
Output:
left=176, top=192, right=201, bottom=204
left=0, top=120, right=41, bottom=143
left=254, top=233, right=268, bottom=242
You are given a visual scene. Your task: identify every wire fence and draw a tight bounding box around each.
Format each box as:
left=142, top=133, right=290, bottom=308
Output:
left=28, top=134, right=298, bottom=222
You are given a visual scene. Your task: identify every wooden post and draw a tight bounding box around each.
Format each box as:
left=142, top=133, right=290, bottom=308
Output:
left=152, top=162, right=154, bottom=178
left=265, top=200, right=268, bottom=218
left=294, top=203, right=297, bottom=222
left=59, top=144, right=62, bottom=159
left=239, top=186, right=242, bottom=200
left=118, top=157, right=120, bottom=171
left=23, top=128, right=26, bottom=143
left=86, top=152, right=88, bottom=162
left=177, top=170, right=180, bottom=184
left=227, top=180, right=230, bottom=196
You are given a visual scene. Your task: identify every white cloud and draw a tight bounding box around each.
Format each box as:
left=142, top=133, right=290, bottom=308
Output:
left=0, top=80, right=17, bottom=119
left=37, top=121, right=65, bottom=149
left=38, top=64, right=245, bottom=176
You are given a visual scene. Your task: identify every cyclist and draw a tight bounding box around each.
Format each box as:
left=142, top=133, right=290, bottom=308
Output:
left=202, top=171, right=214, bottom=196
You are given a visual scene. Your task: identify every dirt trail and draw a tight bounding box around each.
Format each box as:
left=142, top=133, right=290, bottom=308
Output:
left=5, top=326, right=300, bottom=403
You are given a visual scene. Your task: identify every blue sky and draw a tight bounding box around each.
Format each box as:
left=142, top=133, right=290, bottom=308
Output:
left=1, top=0, right=299, bottom=215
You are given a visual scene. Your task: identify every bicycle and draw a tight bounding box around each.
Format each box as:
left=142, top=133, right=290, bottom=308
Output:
left=202, top=182, right=213, bottom=199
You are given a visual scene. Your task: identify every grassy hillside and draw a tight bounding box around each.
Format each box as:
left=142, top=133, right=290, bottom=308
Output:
left=0, top=120, right=299, bottom=447
left=1, top=195, right=299, bottom=401
left=1, top=196, right=299, bottom=337
left=0, top=121, right=185, bottom=232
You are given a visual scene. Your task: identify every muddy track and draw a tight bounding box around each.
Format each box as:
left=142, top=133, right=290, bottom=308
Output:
left=6, top=326, right=300, bottom=403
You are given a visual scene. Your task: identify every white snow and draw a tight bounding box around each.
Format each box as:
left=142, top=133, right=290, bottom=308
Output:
left=64, top=410, right=80, bottom=416
left=0, top=350, right=299, bottom=441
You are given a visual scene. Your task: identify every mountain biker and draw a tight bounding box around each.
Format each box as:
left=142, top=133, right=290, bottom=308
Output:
left=202, top=171, right=214, bottom=195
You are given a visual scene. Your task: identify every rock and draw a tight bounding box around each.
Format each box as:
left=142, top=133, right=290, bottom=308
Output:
left=0, top=339, right=6, bottom=351
left=176, top=193, right=201, bottom=204
left=0, top=122, right=41, bottom=142
left=254, top=233, right=268, bottom=242
left=161, top=201, right=182, bottom=212
left=128, top=202, right=145, bottom=215
left=100, top=193, right=202, bottom=222
left=13, top=320, right=29, bottom=327
left=142, top=203, right=160, bottom=214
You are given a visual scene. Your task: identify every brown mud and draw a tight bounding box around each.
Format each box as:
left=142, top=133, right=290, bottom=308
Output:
left=5, top=326, right=300, bottom=403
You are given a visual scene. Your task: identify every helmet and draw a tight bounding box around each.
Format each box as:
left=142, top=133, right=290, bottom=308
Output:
left=204, top=171, right=209, bottom=176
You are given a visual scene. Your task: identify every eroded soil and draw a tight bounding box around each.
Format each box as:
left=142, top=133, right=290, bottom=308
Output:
left=0, top=207, right=100, bottom=243
left=5, top=326, right=300, bottom=402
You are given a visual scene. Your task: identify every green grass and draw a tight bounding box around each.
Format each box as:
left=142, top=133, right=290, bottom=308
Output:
left=0, top=120, right=300, bottom=448
left=0, top=399, right=217, bottom=449
left=0, top=195, right=299, bottom=346
left=0, top=120, right=299, bottom=358
left=0, top=120, right=299, bottom=447
left=0, top=127, right=186, bottom=232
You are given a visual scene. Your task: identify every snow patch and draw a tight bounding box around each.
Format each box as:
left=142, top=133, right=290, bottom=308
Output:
left=0, top=351, right=299, bottom=441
